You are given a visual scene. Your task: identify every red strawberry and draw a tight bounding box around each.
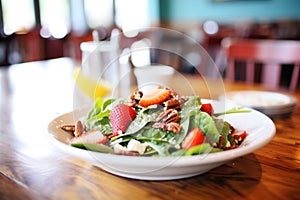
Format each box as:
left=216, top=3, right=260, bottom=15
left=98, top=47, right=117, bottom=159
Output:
left=200, top=103, right=214, bottom=116
left=109, top=104, right=137, bottom=136
left=139, top=87, right=171, bottom=107
left=70, top=130, right=107, bottom=144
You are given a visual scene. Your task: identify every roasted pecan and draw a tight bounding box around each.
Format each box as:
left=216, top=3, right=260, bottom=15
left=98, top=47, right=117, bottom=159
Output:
left=129, top=90, right=143, bottom=101
left=60, top=124, right=75, bottom=133
left=178, top=97, right=186, bottom=107
left=233, top=135, right=244, bottom=145
left=152, top=122, right=167, bottom=130
left=74, top=120, right=86, bottom=137
left=152, top=122, right=181, bottom=134
left=218, top=136, right=224, bottom=149
left=156, top=109, right=180, bottom=123
left=164, top=98, right=182, bottom=110
left=153, top=108, right=181, bottom=134
left=166, top=114, right=180, bottom=124
left=128, top=90, right=143, bottom=108
left=225, top=144, right=239, bottom=150
left=168, top=87, right=178, bottom=98
left=156, top=109, right=171, bottom=122
left=165, top=122, right=181, bottom=134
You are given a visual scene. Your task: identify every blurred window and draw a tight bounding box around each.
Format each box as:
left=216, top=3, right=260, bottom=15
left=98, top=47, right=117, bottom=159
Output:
left=115, top=0, right=150, bottom=36
left=39, top=0, right=70, bottom=39
left=84, top=0, right=114, bottom=29
left=1, top=0, right=35, bottom=35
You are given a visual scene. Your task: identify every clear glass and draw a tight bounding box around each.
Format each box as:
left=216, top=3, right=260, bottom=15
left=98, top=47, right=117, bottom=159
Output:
left=73, top=27, right=225, bottom=112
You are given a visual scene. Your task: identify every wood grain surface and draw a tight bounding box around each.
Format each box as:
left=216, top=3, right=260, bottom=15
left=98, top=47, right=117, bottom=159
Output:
left=0, top=58, right=299, bottom=200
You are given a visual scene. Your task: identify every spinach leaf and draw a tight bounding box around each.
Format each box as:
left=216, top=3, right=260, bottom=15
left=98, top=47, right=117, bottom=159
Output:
left=145, top=142, right=178, bottom=156
left=192, top=111, right=220, bottom=143
left=84, top=98, right=116, bottom=133
left=124, top=106, right=162, bottom=135
left=214, top=118, right=231, bottom=149
left=172, top=116, right=190, bottom=145
left=172, top=96, right=201, bottom=145
left=180, top=96, right=202, bottom=121
left=70, top=143, right=114, bottom=154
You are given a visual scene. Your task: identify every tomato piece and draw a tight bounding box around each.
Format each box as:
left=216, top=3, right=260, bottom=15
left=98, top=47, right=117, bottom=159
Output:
left=181, top=127, right=205, bottom=150
left=232, top=130, right=247, bottom=139
left=139, top=87, right=171, bottom=107
left=200, top=103, right=214, bottom=115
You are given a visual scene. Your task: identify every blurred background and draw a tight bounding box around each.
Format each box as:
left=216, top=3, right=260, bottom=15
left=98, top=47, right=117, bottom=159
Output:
left=0, top=0, right=299, bottom=69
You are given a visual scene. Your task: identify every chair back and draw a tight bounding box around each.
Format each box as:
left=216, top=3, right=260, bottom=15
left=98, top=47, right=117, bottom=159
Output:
left=221, top=38, right=300, bottom=91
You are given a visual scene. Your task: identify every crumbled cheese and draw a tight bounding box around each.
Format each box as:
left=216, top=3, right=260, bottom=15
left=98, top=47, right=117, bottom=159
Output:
left=114, top=143, right=127, bottom=152
left=127, top=139, right=148, bottom=154
left=226, top=141, right=231, bottom=148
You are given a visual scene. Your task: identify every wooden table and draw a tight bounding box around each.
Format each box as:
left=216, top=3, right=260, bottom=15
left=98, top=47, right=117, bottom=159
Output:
left=1, top=58, right=299, bottom=200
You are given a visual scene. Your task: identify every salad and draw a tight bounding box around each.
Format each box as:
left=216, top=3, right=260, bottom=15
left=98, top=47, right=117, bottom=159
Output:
left=61, top=86, right=249, bottom=156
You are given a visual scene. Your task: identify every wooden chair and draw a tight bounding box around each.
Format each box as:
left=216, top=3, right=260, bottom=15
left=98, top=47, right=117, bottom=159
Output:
left=221, top=38, right=300, bottom=91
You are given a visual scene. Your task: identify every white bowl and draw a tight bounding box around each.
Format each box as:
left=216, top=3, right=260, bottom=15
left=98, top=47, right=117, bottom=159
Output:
left=47, top=101, right=275, bottom=180
left=220, top=90, right=298, bottom=118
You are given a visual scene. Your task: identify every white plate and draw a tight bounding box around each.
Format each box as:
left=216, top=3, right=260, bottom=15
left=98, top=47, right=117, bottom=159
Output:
left=47, top=102, right=275, bottom=181
left=220, top=90, right=298, bottom=118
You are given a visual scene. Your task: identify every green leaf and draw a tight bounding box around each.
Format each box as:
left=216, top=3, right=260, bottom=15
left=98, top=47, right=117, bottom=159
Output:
left=173, top=117, right=190, bottom=144
left=184, top=143, right=213, bottom=156
left=101, top=98, right=115, bottom=111
left=70, top=143, right=115, bottom=154
left=84, top=98, right=117, bottom=132
left=145, top=142, right=171, bottom=156
left=214, top=119, right=231, bottom=149
left=85, top=109, right=110, bottom=124
left=124, top=106, right=162, bottom=136
left=192, top=111, right=220, bottom=143
left=180, top=96, right=202, bottom=121
left=214, top=106, right=251, bottom=117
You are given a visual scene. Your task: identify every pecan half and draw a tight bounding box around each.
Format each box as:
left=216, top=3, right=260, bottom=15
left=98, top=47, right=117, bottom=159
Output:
left=152, top=122, right=181, bottom=134
left=153, top=108, right=182, bottom=134
left=164, top=98, right=181, bottom=110
left=152, top=122, right=167, bottom=130
left=60, top=124, right=75, bottom=133
left=156, top=109, right=180, bottom=123
left=128, top=90, right=143, bottom=107
left=74, top=120, right=86, bottom=137
left=165, top=122, right=181, bottom=134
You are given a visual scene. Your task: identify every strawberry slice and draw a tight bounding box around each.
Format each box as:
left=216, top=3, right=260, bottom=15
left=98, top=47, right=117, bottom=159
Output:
left=70, top=130, right=107, bottom=144
left=109, top=104, right=137, bottom=136
left=181, top=127, right=205, bottom=150
left=139, top=87, right=171, bottom=107
left=200, top=103, right=214, bottom=116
